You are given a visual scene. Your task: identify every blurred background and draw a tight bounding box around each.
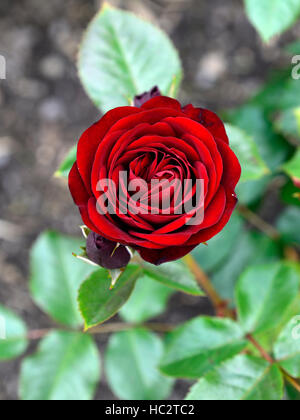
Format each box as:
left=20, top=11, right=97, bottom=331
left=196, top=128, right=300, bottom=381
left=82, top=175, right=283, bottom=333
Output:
left=0, top=0, right=299, bottom=400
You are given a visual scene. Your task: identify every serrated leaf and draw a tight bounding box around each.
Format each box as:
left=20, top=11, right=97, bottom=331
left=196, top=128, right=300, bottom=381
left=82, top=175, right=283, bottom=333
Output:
left=192, top=213, right=243, bottom=273
left=78, top=5, right=182, bottom=112
left=274, top=318, right=300, bottom=378
left=244, top=0, right=300, bottom=42
left=78, top=265, right=141, bottom=329
left=30, top=231, right=97, bottom=328
left=20, top=331, right=100, bottom=400
left=186, top=354, right=284, bottom=400
left=55, top=146, right=76, bottom=179
left=282, top=148, right=300, bottom=184
left=236, top=263, right=300, bottom=335
left=142, top=260, right=203, bottom=296
left=120, top=275, right=174, bottom=323
left=225, top=124, right=270, bottom=182
left=105, top=328, right=174, bottom=400
left=160, top=317, right=247, bottom=379
left=0, top=305, right=28, bottom=361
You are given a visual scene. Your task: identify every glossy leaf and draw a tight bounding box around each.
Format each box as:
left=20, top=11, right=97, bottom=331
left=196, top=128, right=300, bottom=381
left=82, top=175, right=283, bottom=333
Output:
left=20, top=331, right=100, bottom=400
left=244, top=0, right=300, bottom=42
left=282, top=148, right=300, bottom=184
left=212, top=231, right=281, bottom=302
left=105, top=328, right=174, bottom=400
left=160, top=317, right=247, bottom=379
left=186, top=354, right=284, bottom=400
left=236, top=263, right=300, bottom=334
left=55, top=146, right=76, bottom=179
left=274, top=318, right=300, bottom=378
left=78, top=265, right=141, bottom=329
left=143, top=260, right=203, bottom=296
left=120, top=275, right=174, bottom=323
left=30, top=231, right=97, bottom=328
left=225, top=124, right=269, bottom=182
left=0, top=305, right=28, bottom=361
left=78, top=4, right=182, bottom=112
left=192, top=213, right=243, bottom=273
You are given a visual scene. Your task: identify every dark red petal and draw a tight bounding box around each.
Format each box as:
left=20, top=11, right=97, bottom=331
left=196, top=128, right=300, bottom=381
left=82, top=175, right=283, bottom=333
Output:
left=215, top=138, right=241, bottom=190
left=69, top=162, right=90, bottom=205
left=183, top=105, right=229, bottom=144
left=138, top=245, right=196, bottom=265
left=141, top=96, right=182, bottom=111
left=77, top=107, right=140, bottom=194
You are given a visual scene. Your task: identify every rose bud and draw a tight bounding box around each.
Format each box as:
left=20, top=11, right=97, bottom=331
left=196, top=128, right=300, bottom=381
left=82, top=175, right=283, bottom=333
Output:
left=134, top=86, right=161, bottom=107
left=69, top=88, right=241, bottom=265
left=86, top=231, right=131, bottom=269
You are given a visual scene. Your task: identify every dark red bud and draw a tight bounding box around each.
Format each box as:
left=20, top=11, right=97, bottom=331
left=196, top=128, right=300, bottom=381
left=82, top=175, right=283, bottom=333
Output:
left=134, top=86, right=162, bottom=107
left=86, top=232, right=131, bottom=270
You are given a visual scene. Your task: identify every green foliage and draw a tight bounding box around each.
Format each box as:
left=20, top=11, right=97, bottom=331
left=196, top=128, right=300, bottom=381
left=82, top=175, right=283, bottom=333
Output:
left=0, top=305, right=28, bottom=361
left=55, top=146, right=76, bottom=179
left=160, top=317, right=247, bottom=379
left=105, top=328, right=174, bottom=400
left=244, top=0, right=300, bottom=42
left=225, top=124, right=270, bottom=182
left=20, top=331, right=100, bottom=400
left=276, top=108, right=300, bottom=141
left=120, top=275, right=174, bottom=323
left=30, top=231, right=96, bottom=328
left=143, top=260, right=203, bottom=296
left=78, top=4, right=182, bottom=112
left=78, top=265, right=141, bottom=330
left=274, top=318, right=300, bottom=378
left=236, top=263, right=300, bottom=334
left=186, top=354, right=284, bottom=401
left=282, top=148, right=300, bottom=183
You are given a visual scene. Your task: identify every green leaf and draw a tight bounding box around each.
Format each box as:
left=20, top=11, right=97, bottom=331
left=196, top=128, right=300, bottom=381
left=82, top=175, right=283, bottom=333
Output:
left=281, top=180, right=300, bottom=208
left=55, top=146, right=76, bottom=179
left=0, top=305, right=28, bottom=361
left=192, top=213, right=243, bottom=273
left=276, top=108, right=300, bottom=141
left=227, top=105, right=292, bottom=170
left=20, top=331, right=100, bottom=400
left=143, top=260, right=203, bottom=296
left=186, top=354, right=284, bottom=400
left=225, top=124, right=269, bottom=182
left=244, top=0, right=300, bottom=42
left=236, top=263, right=300, bottom=335
left=277, top=206, right=300, bottom=244
left=105, top=328, right=174, bottom=400
left=30, top=231, right=97, bottom=328
left=78, top=265, right=141, bottom=329
left=78, top=4, right=182, bottom=112
left=120, top=275, right=174, bottom=323
left=282, top=148, right=300, bottom=183
left=212, top=231, right=281, bottom=302
left=160, top=317, right=247, bottom=379
left=274, top=318, right=300, bottom=378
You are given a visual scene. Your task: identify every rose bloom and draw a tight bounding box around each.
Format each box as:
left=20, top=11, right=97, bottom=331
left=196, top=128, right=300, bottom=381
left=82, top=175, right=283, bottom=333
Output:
left=69, top=90, right=241, bottom=265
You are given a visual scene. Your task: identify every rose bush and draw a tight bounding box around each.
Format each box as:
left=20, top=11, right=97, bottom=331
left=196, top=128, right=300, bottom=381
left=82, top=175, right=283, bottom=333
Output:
left=69, top=91, right=241, bottom=265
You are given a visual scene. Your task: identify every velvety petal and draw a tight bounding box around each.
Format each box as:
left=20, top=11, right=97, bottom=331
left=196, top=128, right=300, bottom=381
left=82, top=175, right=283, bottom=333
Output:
left=77, top=107, right=140, bottom=193
left=68, top=162, right=90, bottom=206
left=138, top=244, right=197, bottom=265
left=141, top=96, right=182, bottom=111
left=215, top=138, right=241, bottom=190
left=183, top=104, right=229, bottom=144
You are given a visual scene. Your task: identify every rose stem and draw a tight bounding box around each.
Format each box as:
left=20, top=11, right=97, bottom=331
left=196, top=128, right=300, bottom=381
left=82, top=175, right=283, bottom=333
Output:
left=238, top=205, right=280, bottom=240
left=247, top=334, right=300, bottom=394
left=183, top=254, right=234, bottom=318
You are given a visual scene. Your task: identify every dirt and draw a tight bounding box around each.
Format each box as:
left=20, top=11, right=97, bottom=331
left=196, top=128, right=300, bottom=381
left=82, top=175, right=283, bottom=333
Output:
left=0, top=0, right=298, bottom=400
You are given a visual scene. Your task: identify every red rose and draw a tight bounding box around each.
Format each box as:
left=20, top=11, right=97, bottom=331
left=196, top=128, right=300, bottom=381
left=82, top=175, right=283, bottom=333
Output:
left=69, top=93, right=241, bottom=265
